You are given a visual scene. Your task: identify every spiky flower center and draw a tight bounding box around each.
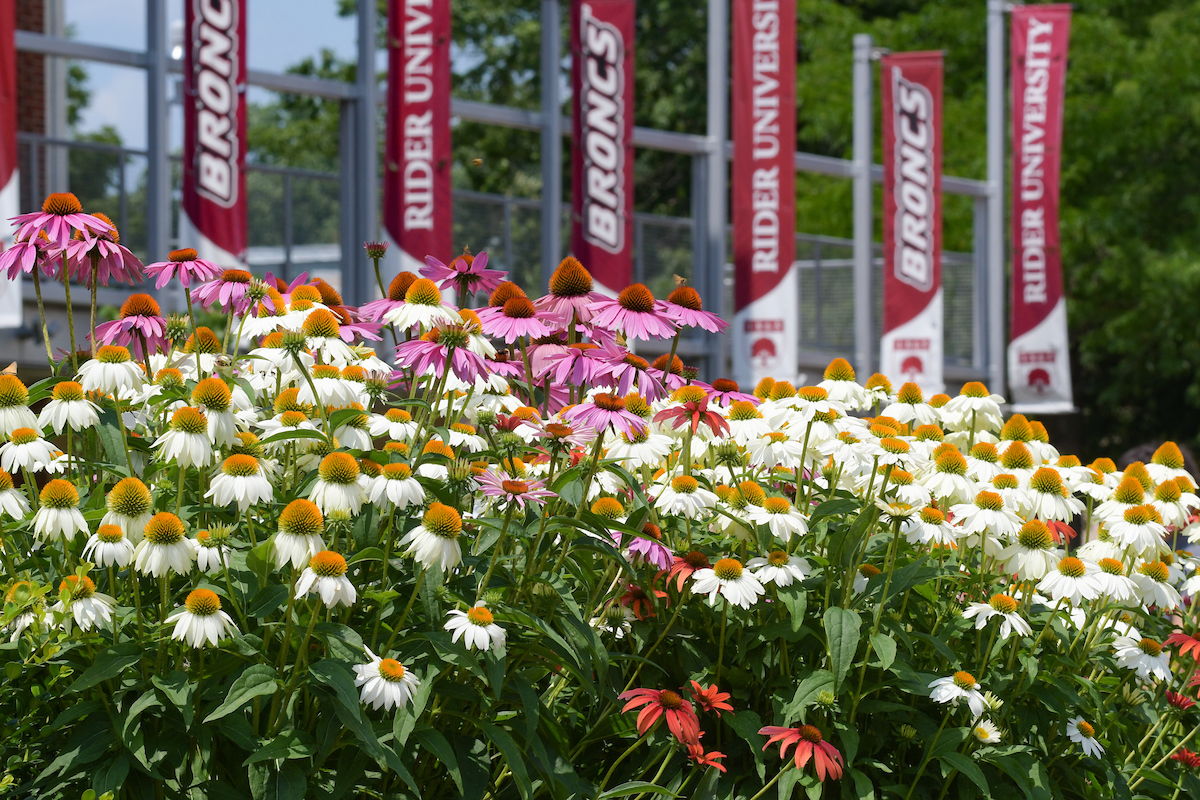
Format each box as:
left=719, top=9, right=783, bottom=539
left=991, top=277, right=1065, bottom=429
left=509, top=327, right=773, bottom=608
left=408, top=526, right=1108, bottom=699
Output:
left=96, top=524, right=125, bottom=544
left=59, top=575, right=96, bottom=599
left=664, top=285, right=701, bottom=311
left=40, top=479, right=78, bottom=509
left=865, top=373, right=893, bottom=393
left=952, top=671, right=978, bottom=689
left=1029, top=468, right=1067, bottom=497
left=387, top=271, right=417, bottom=302
left=823, top=358, right=855, bottom=382
left=763, top=496, right=792, bottom=515
left=798, top=724, right=823, bottom=743
left=222, top=454, right=260, bottom=477
left=969, top=444, right=999, bottom=464
left=974, top=491, right=1003, bottom=511
left=767, top=550, right=791, bottom=567
left=999, top=443, right=1033, bottom=471
left=467, top=606, right=494, bottom=626
left=422, top=502, right=462, bottom=539
left=1123, top=505, right=1153, bottom=526
left=185, top=327, right=222, bottom=354
left=739, top=481, right=766, bottom=505
left=302, top=308, right=341, bottom=338
left=936, top=451, right=968, bottom=476
left=382, top=463, right=412, bottom=481
left=1113, top=477, right=1145, bottom=505
left=279, top=499, right=324, bottom=537
left=1017, top=521, right=1052, bottom=550
left=1058, top=557, right=1086, bottom=578
left=896, top=382, right=923, bottom=404
left=890, top=469, right=914, bottom=485
left=797, top=386, right=828, bottom=404
left=1138, top=561, right=1169, bottom=583
left=960, top=382, right=989, bottom=398
left=309, top=551, right=348, bottom=577
left=1000, top=414, right=1032, bottom=442
left=1076, top=720, right=1095, bottom=738
left=1125, top=462, right=1154, bottom=491
left=96, top=345, right=133, bottom=364
left=192, top=378, right=232, bottom=412
left=1138, top=638, right=1163, bottom=657
left=617, top=283, right=656, bottom=313
left=144, top=513, right=185, bottom=545
left=1152, top=442, right=1185, bottom=470
left=713, top=558, right=744, bottom=580
left=319, top=452, right=360, bottom=485
left=185, top=588, right=221, bottom=616
left=0, top=375, right=28, bottom=408
left=378, top=658, right=407, bottom=682
left=120, top=293, right=161, bottom=319
left=989, top=594, right=1018, bottom=614
left=8, top=428, right=37, bottom=445
left=728, top=401, right=761, bottom=421
left=591, top=497, right=625, bottom=519
left=548, top=256, right=594, bottom=296
left=171, top=407, right=208, bottom=435
left=1154, top=481, right=1182, bottom=503
left=920, top=507, right=945, bottom=525
left=880, top=437, right=911, bottom=455
left=657, top=689, right=684, bottom=710
left=405, top=278, right=442, bottom=306
left=768, top=381, right=796, bottom=400
left=42, top=192, right=83, bottom=215
left=1098, top=558, right=1124, bottom=576
left=682, top=551, right=710, bottom=569
left=279, top=410, right=309, bottom=427
left=593, top=393, right=626, bottom=412
left=993, top=474, right=1019, bottom=491
left=671, top=475, right=699, bottom=494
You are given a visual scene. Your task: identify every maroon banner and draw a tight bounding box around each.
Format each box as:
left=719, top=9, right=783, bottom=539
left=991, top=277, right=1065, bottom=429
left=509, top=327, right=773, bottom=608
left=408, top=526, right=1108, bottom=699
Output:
left=0, top=0, right=15, bottom=217
left=1008, top=4, right=1073, bottom=411
left=879, top=51, right=943, bottom=393
left=731, top=0, right=797, bottom=387
left=384, top=0, right=452, bottom=275
left=570, top=0, right=634, bottom=294
left=182, top=0, right=248, bottom=263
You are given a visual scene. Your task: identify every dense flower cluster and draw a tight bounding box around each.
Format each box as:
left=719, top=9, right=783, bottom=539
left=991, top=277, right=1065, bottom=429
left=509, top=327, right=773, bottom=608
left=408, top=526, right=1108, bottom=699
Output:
left=0, top=197, right=1198, bottom=798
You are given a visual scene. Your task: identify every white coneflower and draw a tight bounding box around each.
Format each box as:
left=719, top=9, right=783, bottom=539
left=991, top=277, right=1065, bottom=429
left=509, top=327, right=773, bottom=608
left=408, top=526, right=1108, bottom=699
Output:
left=928, top=671, right=986, bottom=717
left=258, top=410, right=318, bottom=449
left=747, top=550, right=810, bottom=587
left=590, top=603, right=637, bottom=639
left=385, top=278, right=460, bottom=330
left=133, top=513, right=196, bottom=577
left=83, top=524, right=135, bottom=568
left=0, top=427, right=55, bottom=473
left=1131, top=561, right=1181, bottom=610
left=1094, top=476, right=1147, bottom=525
left=296, top=364, right=360, bottom=407
left=206, top=454, right=273, bottom=512
left=852, top=563, right=882, bottom=594
left=963, top=442, right=1003, bottom=483
left=1037, top=557, right=1103, bottom=607
left=102, top=477, right=153, bottom=543
left=691, top=557, right=765, bottom=609
left=605, top=428, right=675, bottom=469
left=1108, top=505, right=1169, bottom=557
left=1093, top=558, right=1139, bottom=603
left=744, top=496, right=809, bottom=541
left=309, top=452, right=368, bottom=516
left=1149, top=479, right=1191, bottom=528
left=905, top=506, right=956, bottom=547
left=369, top=462, right=425, bottom=510
left=0, top=470, right=28, bottom=520
left=399, top=502, right=463, bottom=571
left=950, top=490, right=1021, bottom=543
left=941, top=382, right=1004, bottom=434
left=194, top=529, right=232, bottom=573
left=1024, top=467, right=1085, bottom=522
left=369, top=408, right=419, bottom=442
left=4, top=581, right=44, bottom=641
left=296, top=551, right=357, bottom=608
left=655, top=475, right=719, bottom=519
left=817, top=359, right=868, bottom=410
left=989, top=473, right=1029, bottom=517
left=32, top=480, right=87, bottom=542
left=166, top=588, right=238, bottom=648
left=962, top=593, right=1032, bottom=640
left=1181, top=563, right=1200, bottom=595
left=0, top=375, right=37, bottom=437
left=302, top=308, right=358, bottom=365
left=37, top=380, right=99, bottom=434
left=444, top=601, right=507, bottom=652
left=971, top=719, right=1002, bottom=744
left=354, top=646, right=421, bottom=711
left=154, top=407, right=215, bottom=469
left=446, top=422, right=486, bottom=453
left=271, top=499, right=326, bottom=571
left=997, top=520, right=1060, bottom=581
left=921, top=450, right=979, bottom=505
left=50, top=575, right=114, bottom=633
left=192, top=377, right=238, bottom=448
left=1112, top=635, right=1171, bottom=681
left=866, top=436, right=915, bottom=469
left=1066, top=717, right=1104, bottom=758
left=746, top=431, right=807, bottom=470
left=78, top=345, right=145, bottom=397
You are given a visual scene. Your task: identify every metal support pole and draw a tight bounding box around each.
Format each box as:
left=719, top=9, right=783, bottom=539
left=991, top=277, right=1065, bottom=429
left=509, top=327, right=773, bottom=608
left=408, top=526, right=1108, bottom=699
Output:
left=539, top=0, right=563, bottom=291
left=353, top=0, right=378, bottom=305
left=986, top=0, right=1007, bottom=395
left=339, top=100, right=357, bottom=295
left=705, top=0, right=728, bottom=380
left=146, top=0, right=170, bottom=267
left=972, top=195, right=988, bottom=373
left=852, top=34, right=874, bottom=380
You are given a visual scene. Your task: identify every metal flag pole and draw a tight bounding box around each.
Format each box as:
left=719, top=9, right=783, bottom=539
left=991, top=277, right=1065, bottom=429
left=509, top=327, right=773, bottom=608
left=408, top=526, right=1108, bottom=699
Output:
left=146, top=0, right=170, bottom=269
left=355, top=0, right=378, bottom=306
left=851, top=34, right=874, bottom=380
left=540, top=0, right=563, bottom=292
left=706, top=0, right=728, bottom=379
left=986, top=0, right=1008, bottom=396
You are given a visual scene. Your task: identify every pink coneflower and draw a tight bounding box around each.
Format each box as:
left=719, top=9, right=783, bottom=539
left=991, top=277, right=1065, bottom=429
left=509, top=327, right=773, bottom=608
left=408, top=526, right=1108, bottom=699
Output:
left=661, top=285, right=728, bottom=333
left=589, top=284, right=678, bottom=342
left=654, top=386, right=730, bottom=437
left=593, top=344, right=667, bottom=402
left=649, top=353, right=688, bottom=393
left=193, top=268, right=256, bottom=314
left=0, top=230, right=59, bottom=279
left=708, top=378, right=760, bottom=406
left=93, top=294, right=168, bottom=358
left=64, top=213, right=144, bottom=286
left=478, top=296, right=554, bottom=344
left=394, top=325, right=486, bottom=383
left=539, top=343, right=607, bottom=385
left=760, top=725, right=844, bottom=782
left=563, top=393, right=647, bottom=438
left=11, top=192, right=112, bottom=250
left=421, top=249, right=508, bottom=298
left=359, top=271, right=417, bottom=323
left=533, top=256, right=605, bottom=323
left=483, top=352, right=527, bottom=381
left=626, top=523, right=673, bottom=570
left=327, top=305, right=383, bottom=343
left=476, top=470, right=555, bottom=509
left=617, top=687, right=701, bottom=744
left=144, top=248, right=223, bottom=290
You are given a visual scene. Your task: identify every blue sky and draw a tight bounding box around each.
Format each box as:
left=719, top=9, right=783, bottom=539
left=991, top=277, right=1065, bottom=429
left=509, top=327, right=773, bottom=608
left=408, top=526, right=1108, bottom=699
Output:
left=64, top=0, right=359, bottom=149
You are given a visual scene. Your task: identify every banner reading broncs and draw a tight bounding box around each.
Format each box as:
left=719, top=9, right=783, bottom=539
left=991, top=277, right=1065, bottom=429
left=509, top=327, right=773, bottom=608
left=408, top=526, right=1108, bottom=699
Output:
left=879, top=52, right=943, bottom=394
left=384, top=0, right=452, bottom=278
left=0, top=0, right=22, bottom=327
left=1008, top=5, right=1073, bottom=412
left=571, top=0, right=634, bottom=295
left=182, top=0, right=247, bottom=266
left=731, top=0, right=797, bottom=389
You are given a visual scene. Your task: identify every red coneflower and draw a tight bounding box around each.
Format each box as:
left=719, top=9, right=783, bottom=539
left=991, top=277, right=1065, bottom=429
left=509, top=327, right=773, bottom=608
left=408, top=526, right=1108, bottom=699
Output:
left=686, top=742, right=727, bottom=772
left=618, top=583, right=668, bottom=621
left=1165, top=691, right=1196, bottom=711
left=1169, top=747, right=1200, bottom=771
left=661, top=550, right=711, bottom=593
left=759, top=724, right=845, bottom=782
left=618, top=687, right=701, bottom=744
left=688, top=681, right=733, bottom=716
left=1166, top=631, right=1200, bottom=660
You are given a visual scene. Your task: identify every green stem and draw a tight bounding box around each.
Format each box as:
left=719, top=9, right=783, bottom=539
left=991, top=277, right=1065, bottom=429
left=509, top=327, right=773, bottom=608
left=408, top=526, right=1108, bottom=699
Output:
left=903, top=708, right=954, bottom=800
left=31, top=268, right=55, bottom=367
left=382, top=567, right=427, bottom=655
left=88, top=255, right=100, bottom=357
left=61, top=268, right=78, bottom=373
left=476, top=503, right=517, bottom=601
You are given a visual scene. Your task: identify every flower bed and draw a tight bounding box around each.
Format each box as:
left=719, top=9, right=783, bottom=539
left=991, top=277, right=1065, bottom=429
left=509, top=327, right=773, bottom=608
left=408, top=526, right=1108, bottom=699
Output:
left=0, top=194, right=1199, bottom=798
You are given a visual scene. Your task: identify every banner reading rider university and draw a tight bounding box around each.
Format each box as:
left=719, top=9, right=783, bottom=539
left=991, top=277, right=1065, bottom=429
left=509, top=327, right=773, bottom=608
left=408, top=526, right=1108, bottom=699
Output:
left=182, top=0, right=248, bottom=266
left=0, top=0, right=22, bottom=327
left=1008, top=4, right=1074, bottom=412
left=384, top=0, right=452, bottom=277
left=570, top=0, right=634, bottom=295
left=879, top=52, right=944, bottom=395
left=731, top=0, right=797, bottom=389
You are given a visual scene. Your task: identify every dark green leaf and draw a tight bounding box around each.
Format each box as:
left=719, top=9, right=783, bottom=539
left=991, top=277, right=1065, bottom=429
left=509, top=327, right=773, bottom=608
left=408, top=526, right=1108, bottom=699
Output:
left=870, top=632, right=897, bottom=671
left=68, top=642, right=142, bottom=692
left=204, top=664, right=278, bottom=723
left=823, top=607, right=862, bottom=689
left=941, top=752, right=989, bottom=795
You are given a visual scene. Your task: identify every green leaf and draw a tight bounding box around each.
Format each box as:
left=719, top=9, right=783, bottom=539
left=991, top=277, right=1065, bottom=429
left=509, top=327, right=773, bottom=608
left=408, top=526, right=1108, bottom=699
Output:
left=308, top=660, right=362, bottom=718
left=941, top=752, right=989, bottom=795
left=68, top=642, right=141, bottom=692
left=598, top=782, right=680, bottom=798
left=204, top=665, right=278, bottom=723
left=94, top=408, right=132, bottom=475
left=782, top=669, right=834, bottom=724
left=414, top=725, right=463, bottom=794
left=264, top=763, right=306, bottom=800
left=478, top=721, right=532, bottom=800
left=870, top=632, right=897, bottom=671
left=246, top=584, right=289, bottom=618
left=243, top=730, right=317, bottom=766
left=823, top=607, right=862, bottom=689
left=778, top=587, right=807, bottom=632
